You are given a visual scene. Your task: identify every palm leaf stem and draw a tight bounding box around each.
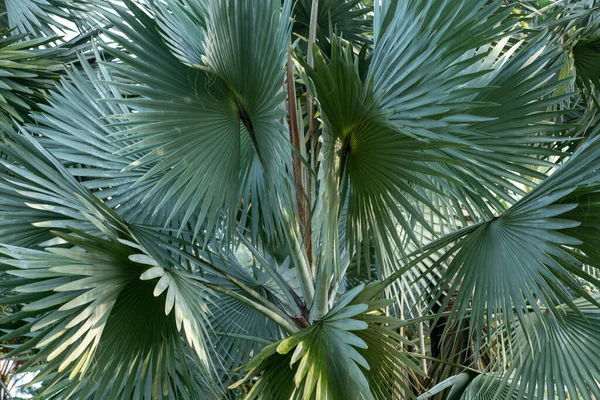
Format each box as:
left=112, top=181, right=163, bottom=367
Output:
left=201, top=281, right=298, bottom=334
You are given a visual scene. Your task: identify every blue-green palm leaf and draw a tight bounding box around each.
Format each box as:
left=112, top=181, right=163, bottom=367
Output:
left=497, top=295, right=600, bottom=399
left=0, top=33, right=63, bottom=121
left=304, top=0, right=577, bottom=309
left=424, top=134, right=600, bottom=350
left=0, top=236, right=218, bottom=400
left=232, top=284, right=421, bottom=400
left=0, top=125, right=220, bottom=399
left=0, top=0, right=96, bottom=37
left=0, top=124, right=121, bottom=243
left=101, top=0, right=294, bottom=241
left=29, top=53, right=197, bottom=227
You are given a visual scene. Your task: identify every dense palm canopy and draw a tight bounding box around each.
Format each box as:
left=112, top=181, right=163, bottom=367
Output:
left=0, top=0, right=599, bottom=399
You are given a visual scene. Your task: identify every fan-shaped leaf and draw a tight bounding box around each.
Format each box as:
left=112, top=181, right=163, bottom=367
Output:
left=232, top=286, right=421, bottom=400
left=101, top=0, right=294, bottom=241
left=427, top=134, right=600, bottom=350
left=498, top=295, right=600, bottom=399
left=0, top=233, right=218, bottom=399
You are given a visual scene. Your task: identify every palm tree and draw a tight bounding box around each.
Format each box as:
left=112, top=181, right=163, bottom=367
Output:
left=0, top=0, right=599, bottom=398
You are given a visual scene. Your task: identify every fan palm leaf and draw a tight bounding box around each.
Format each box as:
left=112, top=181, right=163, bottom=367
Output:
left=232, top=284, right=421, bottom=399
left=0, top=0, right=98, bottom=37
left=100, top=0, right=294, bottom=242
left=0, top=0, right=599, bottom=399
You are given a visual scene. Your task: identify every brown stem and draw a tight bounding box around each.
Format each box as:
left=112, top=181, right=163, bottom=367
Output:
left=292, top=306, right=311, bottom=329
left=287, top=50, right=312, bottom=265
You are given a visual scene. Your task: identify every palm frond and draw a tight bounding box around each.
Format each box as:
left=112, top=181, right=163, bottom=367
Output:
left=372, top=1, right=573, bottom=221
left=305, top=3, right=579, bottom=325
left=232, top=284, right=421, bottom=400
left=29, top=52, right=197, bottom=227
left=0, top=0, right=96, bottom=37
left=0, top=123, right=124, bottom=242
left=0, top=235, right=219, bottom=399
left=100, top=0, right=295, bottom=242
left=0, top=125, right=221, bottom=399
left=302, top=37, right=452, bottom=312
left=0, top=33, right=63, bottom=121
left=426, top=133, right=600, bottom=350
left=497, top=295, right=600, bottom=399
